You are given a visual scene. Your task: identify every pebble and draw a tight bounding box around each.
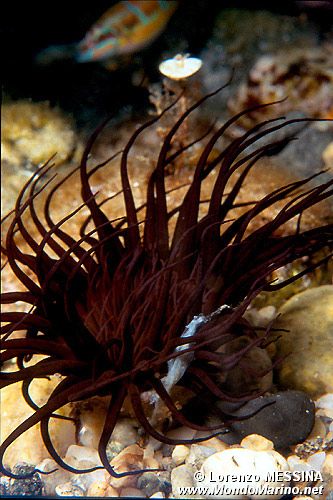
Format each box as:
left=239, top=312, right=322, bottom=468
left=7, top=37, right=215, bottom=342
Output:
left=120, top=486, right=147, bottom=497
left=64, top=444, right=102, bottom=470
left=172, top=445, right=190, bottom=465
left=323, top=141, right=333, bottom=169
left=55, top=481, right=85, bottom=497
left=106, top=418, right=139, bottom=460
left=109, top=444, right=144, bottom=489
left=137, top=471, right=172, bottom=497
left=240, top=434, right=274, bottom=451
left=166, top=426, right=197, bottom=442
left=1, top=376, right=75, bottom=468
left=220, top=339, right=273, bottom=394
left=171, top=464, right=195, bottom=499
left=105, top=484, right=119, bottom=497
left=87, top=480, right=108, bottom=497
left=77, top=398, right=108, bottom=448
left=287, top=454, right=314, bottom=473
left=244, top=305, right=277, bottom=328
left=275, top=286, right=333, bottom=397
left=306, top=451, right=326, bottom=471
left=217, top=390, right=315, bottom=449
left=37, top=458, right=70, bottom=495
left=186, top=444, right=218, bottom=468
left=193, top=436, right=228, bottom=453
left=0, top=476, right=10, bottom=496
left=316, top=393, right=333, bottom=410
left=307, top=417, right=328, bottom=440
left=199, top=448, right=289, bottom=499
left=8, top=463, right=44, bottom=497
left=323, top=452, right=333, bottom=475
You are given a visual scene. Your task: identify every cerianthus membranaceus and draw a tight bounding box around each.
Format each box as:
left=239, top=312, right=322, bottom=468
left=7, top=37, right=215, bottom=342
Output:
left=1, top=88, right=332, bottom=479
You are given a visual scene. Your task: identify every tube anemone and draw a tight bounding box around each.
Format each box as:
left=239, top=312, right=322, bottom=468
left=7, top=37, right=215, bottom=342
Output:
left=1, top=88, right=332, bottom=479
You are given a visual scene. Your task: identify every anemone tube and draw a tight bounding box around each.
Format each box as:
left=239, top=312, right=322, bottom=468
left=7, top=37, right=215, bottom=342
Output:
left=1, top=88, right=332, bottom=479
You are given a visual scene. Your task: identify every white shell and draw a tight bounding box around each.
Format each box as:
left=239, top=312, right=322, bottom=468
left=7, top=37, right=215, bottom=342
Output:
left=159, top=54, right=202, bottom=80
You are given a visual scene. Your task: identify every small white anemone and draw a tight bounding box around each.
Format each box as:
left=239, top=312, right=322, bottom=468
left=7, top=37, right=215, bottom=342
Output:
left=159, top=54, right=202, bottom=80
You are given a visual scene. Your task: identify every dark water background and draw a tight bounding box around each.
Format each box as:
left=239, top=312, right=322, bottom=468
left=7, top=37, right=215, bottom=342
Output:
left=1, top=0, right=332, bottom=127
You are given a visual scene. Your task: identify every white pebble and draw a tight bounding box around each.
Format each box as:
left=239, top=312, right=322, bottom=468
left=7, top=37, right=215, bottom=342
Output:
left=199, top=448, right=289, bottom=499
left=316, top=393, right=333, bottom=410
left=171, top=464, right=195, bottom=498
left=186, top=444, right=217, bottom=468
left=287, top=455, right=313, bottom=473
left=64, top=444, right=102, bottom=469
left=172, top=445, right=190, bottom=465
left=306, top=451, right=326, bottom=471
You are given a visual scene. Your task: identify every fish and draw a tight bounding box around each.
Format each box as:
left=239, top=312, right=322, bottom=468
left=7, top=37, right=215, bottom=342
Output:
left=36, top=1, right=178, bottom=66
left=76, top=0, right=178, bottom=62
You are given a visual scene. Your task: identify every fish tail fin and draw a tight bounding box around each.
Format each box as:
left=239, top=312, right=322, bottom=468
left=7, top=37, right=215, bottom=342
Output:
left=35, top=43, right=77, bottom=65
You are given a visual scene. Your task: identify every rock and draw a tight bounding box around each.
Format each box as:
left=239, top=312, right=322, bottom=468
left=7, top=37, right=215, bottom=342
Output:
left=166, top=426, right=197, bottom=442
left=120, top=486, right=146, bottom=497
left=194, top=437, right=228, bottom=453
left=111, top=419, right=138, bottom=447
left=0, top=375, right=75, bottom=468
left=240, top=434, right=274, bottom=451
left=316, top=393, right=333, bottom=410
left=186, top=444, right=217, bottom=468
left=221, top=339, right=273, bottom=394
left=199, top=448, right=289, bottom=499
left=86, top=479, right=109, bottom=497
left=109, top=444, right=144, bottom=489
left=77, top=397, right=109, bottom=448
left=105, top=484, right=119, bottom=497
left=2, top=100, right=78, bottom=167
left=106, top=419, right=138, bottom=460
left=137, top=471, right=172, bottom=497
left=55, top=481, right=85, bottom=497
left=64, top=444, right=102, bottom=470
left=306, top=451, right=326, bottom=471
left=287, top=454, right=313, bottom=473
left=323, top=142, right=333, bottom=169
left=307, top=417, right=327, bottom=440
left=323, top=452, right=333, bottom=476
left=0, top=476, right=10, bottom=496
left=275, top=286, right=333, bottom=397
left=218, top=390, right=315, bottom=449
left=244, top=306, right=277, bottom=328
left=171, top=464, right=195, bottom=499
left=278, top=126, right=333, bottom=184
left=37, top=458, right=70, bottom=495
left=60, top=447, right=108, bottom=493
left=8, top=463, right=43, bottom=497
left=172, top=445, right=190, bottom=465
